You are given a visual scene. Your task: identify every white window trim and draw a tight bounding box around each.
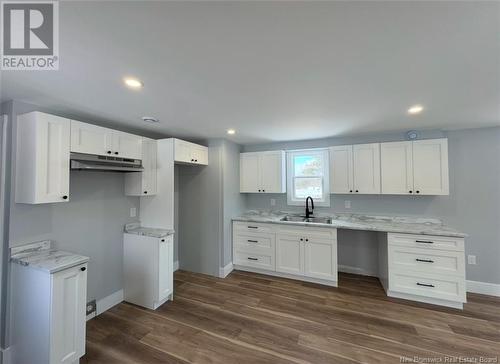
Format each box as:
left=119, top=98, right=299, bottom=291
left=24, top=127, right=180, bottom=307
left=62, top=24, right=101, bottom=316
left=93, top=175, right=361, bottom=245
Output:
left=286, top=148, right=330, bottom=207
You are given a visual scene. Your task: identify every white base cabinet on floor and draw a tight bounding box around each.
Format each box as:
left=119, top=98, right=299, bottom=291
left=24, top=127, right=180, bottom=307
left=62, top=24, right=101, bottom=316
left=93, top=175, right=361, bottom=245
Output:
left=233, top=221, right=338, bottom=286
left=123, top=233, right=174, bottom=310
left=382, top=232, right=466, bottom=309
left=10, top=262, right=87, bottom=364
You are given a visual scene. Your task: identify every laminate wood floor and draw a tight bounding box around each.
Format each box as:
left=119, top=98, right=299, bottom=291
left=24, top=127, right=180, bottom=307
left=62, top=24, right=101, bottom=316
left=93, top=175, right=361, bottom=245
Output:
left=83, top=270, right=500, bottom=364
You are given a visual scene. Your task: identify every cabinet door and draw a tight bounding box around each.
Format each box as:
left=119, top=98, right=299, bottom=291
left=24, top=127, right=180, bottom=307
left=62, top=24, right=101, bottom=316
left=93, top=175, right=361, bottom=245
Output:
left=174, top=139, right=192, bottom=163
left=191, top=145, right=208, bottom=165
left=113, top=131, right=142, bottom=159
left=50, top=264, right=87, bottom=364
left=380, top=141, right=413, bottom=194
left=70, top=120, right=112, bottom=156
left=36, top=114, right=70, bottom=204
left=304, top=237, right=337, bottom=281
left=240, top=153, right=260, bottom=193
left=329, top=146, right=353, bottom=193
left=412, top=139, right=449, bottom=195
left=260, top=151, right=285, bottom=193
left=353, top=143, right=381, bottom=194
left=158, top=236, right=173, bottom=302
left=143, top=139, right=157, bottom=195
left=276, top=234, right=304, bottom=275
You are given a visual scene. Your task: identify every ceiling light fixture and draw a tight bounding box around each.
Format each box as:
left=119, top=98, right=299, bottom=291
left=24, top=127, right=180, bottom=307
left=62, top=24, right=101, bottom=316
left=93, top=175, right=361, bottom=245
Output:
left=408, top=105, right=424, bottom=114
left=141, top=116, right=159, bottom=123
left=124, top=77, right=143, bottom=89
left=227, top=129, right=236, bottom=135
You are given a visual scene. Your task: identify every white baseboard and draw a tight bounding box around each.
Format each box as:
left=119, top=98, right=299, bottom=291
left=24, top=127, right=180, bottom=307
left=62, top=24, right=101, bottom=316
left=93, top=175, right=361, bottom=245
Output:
left=467, top=280, right=500, bottom=297
left=1, top=346, right=12, bottom=364
left=219, top=262, right=234, bottom=278
left=338, top=264, right=377, bottom=277
left=86, top=312, right=96, bottom=321
left=174, top=260, right=179, bottom=272
left=96, top=289, right=123, bottom=316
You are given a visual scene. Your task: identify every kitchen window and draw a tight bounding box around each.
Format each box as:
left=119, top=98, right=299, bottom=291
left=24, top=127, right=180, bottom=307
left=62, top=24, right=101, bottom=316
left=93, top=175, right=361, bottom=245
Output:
left=286, top=149, right=330, bottom=206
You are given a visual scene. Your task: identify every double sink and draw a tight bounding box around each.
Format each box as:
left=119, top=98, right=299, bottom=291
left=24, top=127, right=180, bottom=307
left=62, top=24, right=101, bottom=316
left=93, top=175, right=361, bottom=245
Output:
left=280, top=215, right=333, bottom=224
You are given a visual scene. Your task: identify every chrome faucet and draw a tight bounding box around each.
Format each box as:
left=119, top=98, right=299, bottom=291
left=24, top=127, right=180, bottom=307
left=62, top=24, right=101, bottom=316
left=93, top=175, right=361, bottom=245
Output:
left=305, top=196, right=314, bottom=218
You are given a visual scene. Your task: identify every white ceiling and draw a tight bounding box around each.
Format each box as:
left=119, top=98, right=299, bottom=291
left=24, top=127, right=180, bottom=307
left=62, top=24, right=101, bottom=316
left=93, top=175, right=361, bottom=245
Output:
left=1, top=1, right=499, bottom=144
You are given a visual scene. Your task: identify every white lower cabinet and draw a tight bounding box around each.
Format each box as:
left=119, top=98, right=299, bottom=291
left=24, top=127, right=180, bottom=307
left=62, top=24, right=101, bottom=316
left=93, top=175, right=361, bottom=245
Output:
left=385, top=233, right=466, bottom=308
left=233, top=221, right=338, bottom=285
left=11, top=262, right=87, bottom=364
left=123, top=233, right=174, bottom=309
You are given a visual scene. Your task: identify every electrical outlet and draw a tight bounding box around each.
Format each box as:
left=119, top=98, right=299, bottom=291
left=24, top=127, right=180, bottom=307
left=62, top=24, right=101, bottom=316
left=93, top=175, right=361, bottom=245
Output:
left=130, top=207, right=137, bottom=218
left=467, top=255, right=477, bottom=265
left=344, top=200, right=351, bottom=209
left=86, top=299, right=96, bottom=316
left=270, top=199, right=276, bottom=207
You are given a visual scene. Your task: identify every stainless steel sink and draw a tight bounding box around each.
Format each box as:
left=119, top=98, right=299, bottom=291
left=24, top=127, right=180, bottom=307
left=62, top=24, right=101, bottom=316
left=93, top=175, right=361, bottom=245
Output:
left=280, top=215, right=333, bottom=224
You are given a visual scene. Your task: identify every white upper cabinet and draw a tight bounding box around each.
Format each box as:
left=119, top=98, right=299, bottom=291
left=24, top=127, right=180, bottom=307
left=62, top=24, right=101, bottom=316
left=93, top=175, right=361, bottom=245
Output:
left=113, top=131, right=143, bottom=160
left=381, top=138, right=449, bottom=195
left=70, top=121, right=112, bottom=157
left=352, top=143, right=381, bottom=194
left=412, top=138, right=449, bottom=195
left=330, top=143, right=380, bottom=194
left=125, top=138, right=157, bottom=196
left=16, top=112, right=70, bottom=204
left=70, top=120, right=142, bottom=160
left=173, top=138, right=208, bottom=165
left=240, top=151, right=286, bottom=193
left=329, top=145, right=353, bottom=193
left=381, top=141, right=414, bottom=194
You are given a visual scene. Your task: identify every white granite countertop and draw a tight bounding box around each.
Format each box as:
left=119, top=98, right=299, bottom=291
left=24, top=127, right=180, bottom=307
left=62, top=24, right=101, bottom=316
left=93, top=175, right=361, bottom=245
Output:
left=10, top=241, right=89, bottom=274
left=124, top=223, right=175, bottom=238
left=233, top=210, right=466, bottom=238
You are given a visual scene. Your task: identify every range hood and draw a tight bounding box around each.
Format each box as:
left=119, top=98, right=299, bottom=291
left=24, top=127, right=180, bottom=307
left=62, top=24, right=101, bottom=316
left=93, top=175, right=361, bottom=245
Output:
left=70, top=152, right=143, bottom=172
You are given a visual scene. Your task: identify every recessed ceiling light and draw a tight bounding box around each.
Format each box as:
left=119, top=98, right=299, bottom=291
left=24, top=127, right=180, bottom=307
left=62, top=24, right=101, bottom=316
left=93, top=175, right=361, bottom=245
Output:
left=141, top=116, right=159, bottom=123
left=124, top=77, right=143, bottom=89
left=408, top=105, right=424, bottom=114
left=227, top=129, right=236, bottom=135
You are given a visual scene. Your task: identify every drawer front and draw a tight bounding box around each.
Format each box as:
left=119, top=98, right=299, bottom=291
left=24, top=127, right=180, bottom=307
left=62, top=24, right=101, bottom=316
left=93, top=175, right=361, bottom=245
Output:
left=389, top=246, right=465, bottom=277
left=234, top=233, right=274, bottom=251
left=234, top=221, right=275, bottom=234
left=388, top=233, right=464, bottom=252
left=389, top=271, right=465, bottom=302
left=278, top=225, right=336, bottom=240
left=234, top=251, right=275, bottom=271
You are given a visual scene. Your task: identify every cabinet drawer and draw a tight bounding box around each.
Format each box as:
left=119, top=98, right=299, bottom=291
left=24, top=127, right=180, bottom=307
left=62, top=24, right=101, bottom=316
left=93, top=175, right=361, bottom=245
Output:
left=388, top=233, right=464, bottom=252
left=234, top=251, right=275, bottom=271
left=389, top=246, right=465, bottom=277
left=234, top=234, right=274, bottom=251
left=389, top=271, right=465, bottom=303
left=278, top=225, right=336, bottom=240
left=234, top=221, right=275, bottom=234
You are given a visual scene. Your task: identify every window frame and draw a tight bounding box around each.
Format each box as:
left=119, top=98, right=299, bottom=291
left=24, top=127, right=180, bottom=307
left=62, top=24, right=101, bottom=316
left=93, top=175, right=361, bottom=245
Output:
left=286, top=148, right=330, bottom=207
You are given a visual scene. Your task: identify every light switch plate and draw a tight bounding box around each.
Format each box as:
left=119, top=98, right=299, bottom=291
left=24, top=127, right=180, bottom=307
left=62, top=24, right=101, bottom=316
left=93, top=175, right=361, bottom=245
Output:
left=270, top=199, right=276, bottom=207
left=344, top=200, right=351, bottom=209
left=467, top=255, right=476, bottom=265
left=130, top=207, right=137, bottom=218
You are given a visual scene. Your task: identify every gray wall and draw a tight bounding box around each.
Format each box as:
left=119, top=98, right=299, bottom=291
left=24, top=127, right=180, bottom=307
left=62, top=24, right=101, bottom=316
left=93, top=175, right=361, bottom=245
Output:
left=3, top=100, right=141, bottom=313
left=221, top=140, right=246, bottom=268
left=243, top=127, right=500, bottom=285
left=178, top=140, right=223, bottom=276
